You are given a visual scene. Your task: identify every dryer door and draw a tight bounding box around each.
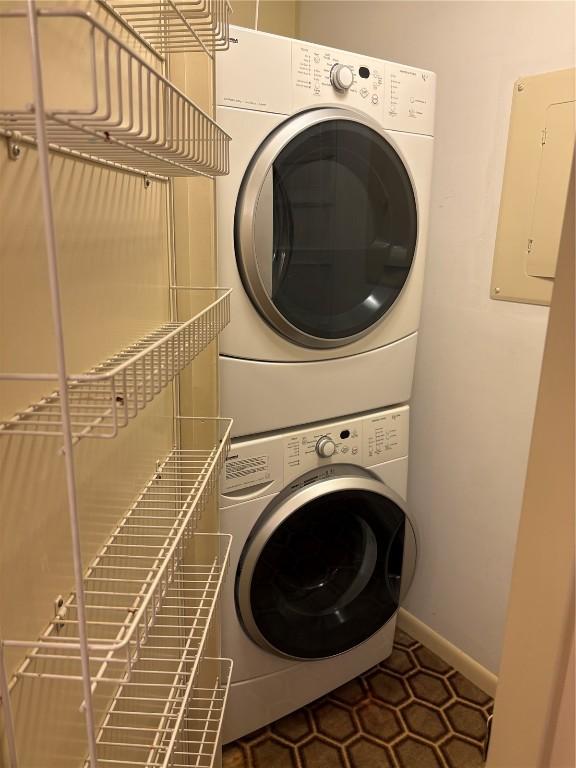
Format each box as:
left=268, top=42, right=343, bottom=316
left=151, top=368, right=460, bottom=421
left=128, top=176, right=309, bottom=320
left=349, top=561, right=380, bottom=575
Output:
left=235, top=108, right=417, bottom=349
left=235, top=465, right=417, bottom=660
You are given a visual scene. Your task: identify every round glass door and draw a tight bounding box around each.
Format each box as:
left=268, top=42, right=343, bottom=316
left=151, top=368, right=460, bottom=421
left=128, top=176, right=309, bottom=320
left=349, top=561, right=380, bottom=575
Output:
left=236, top=475, right=411, bottom=660
left=235, top=109, right=417, bottom=349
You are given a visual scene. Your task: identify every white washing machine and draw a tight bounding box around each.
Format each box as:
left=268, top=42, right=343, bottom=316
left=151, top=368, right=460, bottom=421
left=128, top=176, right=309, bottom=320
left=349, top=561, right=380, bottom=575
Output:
left=216, top=27, right=436, bottom=437
left=219, top=405, right=416, bottom=743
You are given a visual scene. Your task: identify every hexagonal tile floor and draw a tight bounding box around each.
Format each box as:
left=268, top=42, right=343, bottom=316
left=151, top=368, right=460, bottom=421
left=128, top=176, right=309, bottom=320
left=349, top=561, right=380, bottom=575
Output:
left=223, top=629, right=493, bottom=768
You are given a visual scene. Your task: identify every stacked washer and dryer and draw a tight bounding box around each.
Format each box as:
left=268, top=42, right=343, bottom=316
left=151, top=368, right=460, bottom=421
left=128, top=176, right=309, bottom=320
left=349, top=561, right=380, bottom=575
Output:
left=215, top=27, right=436, bottom=742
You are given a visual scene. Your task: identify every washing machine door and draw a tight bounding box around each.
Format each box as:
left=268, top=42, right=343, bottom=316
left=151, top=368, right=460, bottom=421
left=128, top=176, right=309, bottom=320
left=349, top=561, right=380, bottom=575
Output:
left=235, top=465, right=417, bottom=660
left=235, top=107, right=417, bottom=350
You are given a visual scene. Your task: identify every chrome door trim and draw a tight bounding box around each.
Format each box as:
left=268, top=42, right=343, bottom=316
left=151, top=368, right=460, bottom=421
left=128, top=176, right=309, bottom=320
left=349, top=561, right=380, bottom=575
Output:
left=235, top=107, right=418, bottom=349
left=401, top=513, right=418, bottom=603
left=254, top=168, right=274, bottom=295
left=235, top=463, right=418, bottom=660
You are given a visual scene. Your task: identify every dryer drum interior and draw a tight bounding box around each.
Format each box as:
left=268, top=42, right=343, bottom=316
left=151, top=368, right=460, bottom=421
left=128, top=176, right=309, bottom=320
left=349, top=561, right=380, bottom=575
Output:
left=235, top=470, right=416, bottom=660
left=235, top=109, right=418, bottom=349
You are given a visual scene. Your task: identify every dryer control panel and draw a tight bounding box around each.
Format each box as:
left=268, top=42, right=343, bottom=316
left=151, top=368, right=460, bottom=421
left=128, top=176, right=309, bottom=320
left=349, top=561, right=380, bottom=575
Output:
left=292, top=42, right=385, bottom=117
left=217, top=27, right=435, bottom=136
left=291, top=41, right=435, bottom=136
left=221, top=405, right=409, bottom=497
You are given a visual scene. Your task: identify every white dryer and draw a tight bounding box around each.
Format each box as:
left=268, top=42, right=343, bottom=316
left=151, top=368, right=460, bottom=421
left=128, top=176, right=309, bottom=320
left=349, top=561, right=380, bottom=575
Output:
left=219, top=405, right=416, bottom=743
left=216, top=28, right=436, bottom=437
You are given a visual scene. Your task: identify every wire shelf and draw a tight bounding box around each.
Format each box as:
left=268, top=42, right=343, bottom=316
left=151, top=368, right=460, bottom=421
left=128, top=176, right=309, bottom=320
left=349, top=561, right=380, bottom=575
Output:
left=99, top=0, right=232, bottom=59
left=14, top=532, right=231, bottom=686
left=0, top=9, right=231, bottom=179
left=0, top=288, right=231, bottom=440
left=90, top=657, right=232, bottom=768
left=8, top=423, right=231, bottom=686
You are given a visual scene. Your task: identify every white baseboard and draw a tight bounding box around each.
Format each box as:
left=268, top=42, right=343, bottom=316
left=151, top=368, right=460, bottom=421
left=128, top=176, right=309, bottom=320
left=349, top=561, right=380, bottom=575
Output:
left=397, top=608, right=498, bottom=698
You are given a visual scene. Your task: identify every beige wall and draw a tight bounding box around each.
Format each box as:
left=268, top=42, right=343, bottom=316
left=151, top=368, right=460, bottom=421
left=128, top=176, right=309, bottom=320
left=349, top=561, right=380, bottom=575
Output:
left=231, top=0, right=298, bottom=36
left=298, top=0, right=575, bottom=674
left=170, top=51, right=220, bottom=424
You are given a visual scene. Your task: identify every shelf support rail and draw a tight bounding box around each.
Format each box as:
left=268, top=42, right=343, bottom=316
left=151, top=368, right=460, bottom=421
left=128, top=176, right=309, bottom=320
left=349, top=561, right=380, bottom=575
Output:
left=0, top=642, right=18, bottom=768
left=4, top=3, right=100, bottom=766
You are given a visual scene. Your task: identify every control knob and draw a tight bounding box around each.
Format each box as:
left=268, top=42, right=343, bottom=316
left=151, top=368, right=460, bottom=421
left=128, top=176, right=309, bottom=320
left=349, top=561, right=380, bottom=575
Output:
left=316, top=436, right=336, bottom=458
left=330, top=63, right=354, bottom=92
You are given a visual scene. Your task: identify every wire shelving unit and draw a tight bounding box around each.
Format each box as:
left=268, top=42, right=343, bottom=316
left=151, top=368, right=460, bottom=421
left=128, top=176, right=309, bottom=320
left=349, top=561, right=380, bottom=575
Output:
left=0, top=9, right=231, bottom=179
left=0, top=1, right=234, bottom=766
left=99, top=0, right=232, bottom=59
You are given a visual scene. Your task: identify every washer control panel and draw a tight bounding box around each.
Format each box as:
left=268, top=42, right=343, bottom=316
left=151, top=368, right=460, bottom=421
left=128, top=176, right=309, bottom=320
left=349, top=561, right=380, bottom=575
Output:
left=221, top=406, right=409, bottom=498
left=286, top=422, right=363, bottom=481
left=365, top=408, right=406, bottom=463
left=284, top=406, right=408, bottom=482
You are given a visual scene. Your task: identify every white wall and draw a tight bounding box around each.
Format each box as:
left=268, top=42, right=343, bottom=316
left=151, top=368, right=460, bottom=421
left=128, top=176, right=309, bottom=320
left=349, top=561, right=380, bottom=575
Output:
left=298, top=0, right=575, bottom=673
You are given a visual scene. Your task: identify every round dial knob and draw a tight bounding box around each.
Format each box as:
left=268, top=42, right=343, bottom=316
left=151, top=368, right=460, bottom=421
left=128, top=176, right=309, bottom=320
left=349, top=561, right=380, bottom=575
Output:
left=330, top=63, right=354, bottom=92
left=316, top=436, right=336, bottom=458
